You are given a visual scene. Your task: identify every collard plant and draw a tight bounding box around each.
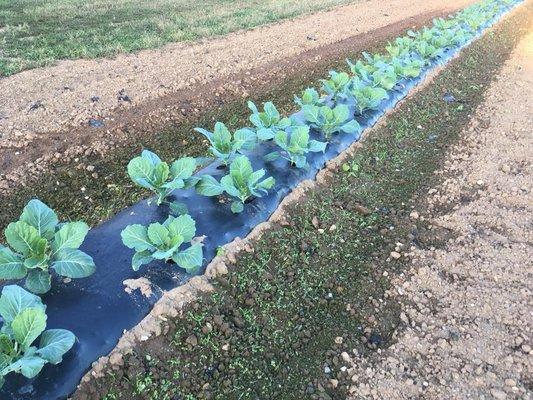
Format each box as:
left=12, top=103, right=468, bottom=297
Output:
left=196, top=155, right=275, bottom=213
left=121, top=214, right=203, bottom=272
left=0, top=199, right=95, bottom=294
left=127, top=150, right=200, bottom=215
left=320, top=71, right=351, bottom=99
left=0, top=285, right=76, bottom=388
left=390, top=56, right=425, bottom=79
left=194, top=122, right=256, bottom=166
left=248, top=101, right=291, bottom=141
left=345, top=79, right=389, bottom=114
left=264, top=125, right=327, bottom=168
left=302, top=104, right=360, bottom=139
left=294, top=88, right=323, bottom=107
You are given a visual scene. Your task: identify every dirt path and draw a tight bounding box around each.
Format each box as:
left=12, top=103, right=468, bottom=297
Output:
left=344, top=31, right=533, bottom=399
left=0, top=0, right=472, bottom=148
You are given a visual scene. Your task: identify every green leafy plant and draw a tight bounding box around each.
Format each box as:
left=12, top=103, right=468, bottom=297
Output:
left=196, top=155, right=275, bottom=213
left=0, top=199, right=95, bottom=294
left=413, top=40, right=444, bottom=61
left=0, top=285, right=76, bottom=389
left=371, top=63, right=398, bottom=90
left=385, top=37, right=414, bottom=58
left=264, top=125, right=327, bottom=168
left=294, top=88, right=323, bottom=107
left=320, top=71, right=351, bottom=98
left=390, top=56, right=425, bottom=79
left=127, top=150, right=199, bottom=215
left=121, top=214, right=203, bottom=272
left=347, top=59, right=373, bottom=81
left=302, top=104, right=360, bottom=139
left=345, top=79, right=389, bottom=114
left=248, top=101, right=291, bottom=141
left=194, top=122, right=256, bottom=166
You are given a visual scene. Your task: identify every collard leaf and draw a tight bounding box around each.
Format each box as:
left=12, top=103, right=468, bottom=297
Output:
left=127, top=157, right=155, bottom=189
left=167, top=201, right=188, bottom=216
left=170, top=157, right=196, bottom=180
left=4, top=355, right=46, bottom=379
left=121, top=224, right=153, bottom=252
left=0, top=247, right=26, bottom=279
left=141, top=149, right=162, bottom=166
left=52, top=249, right=96, bottom=278
left=230, top=201, right=245, bottom=214
left=234, top=128, right=256, bottom=151
left=147, top=223, right=169, bottom=246
left=340, top=119, right=361, bottom=134
left=12, top=308, right=47, bottom=350
left=172, top=243, right=203, bottom=272
left=166, top=215, right=196, bottom=243
left=220, top=175, right=241, bottom=198
left=264, top=151, right=281, bottom=162
left=196, top=175, right=224, bottom=197
left=302, top=105, right=320, bottom=124
left=257, top=176, right=275, bottom=190
left=5, top=221, right=46, bottom=257
left=36, top=329, right=76, bottom=364
left=131, top=251, right=153, bottom=271
left=0, top=333, right=14, bottom=355
left=230, top=156, right=253, bottom=188
left=52, top=221, right=89, bottom=253
left=20, top=199, right=58, bottom=239
left=0, top=285, right=45, bottom=324
left=308, top=140, right=327, bottom=153
left=25, top=270, right=52, bottom=294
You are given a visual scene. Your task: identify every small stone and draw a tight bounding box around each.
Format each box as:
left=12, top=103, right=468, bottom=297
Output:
left=504, top=379, right=516, bottom=387
left=490, top=388, right=507, bottom=399
left=334, top=336, right=343, bottom=345
left=390, top=251, right=401, bottom=259
left=312, top=216, right=320, bottom=228
left=409, top=211, right=419, bottom=220
left=329, top=224, right=337, bottom=232
left=186, top=334, right=198, bottom=347
left=500, top=164, right=511, bottom=173
left=222, top=343, right=230, bottom=351
left=341, top=352, right=351, bottom=363
left=476, top=179, right=484, bottom=186
left=86, top=165, right=95, bottom=172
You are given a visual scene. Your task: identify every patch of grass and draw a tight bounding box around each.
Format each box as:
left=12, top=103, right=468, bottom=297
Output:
left=0, top=0, right=356, bottom=76
left=76, top=5, right=532, bottom=400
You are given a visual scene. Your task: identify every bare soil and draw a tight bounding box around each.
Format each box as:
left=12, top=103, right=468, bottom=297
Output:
left=344, top=29, right=533, bottom=400
left=0, top=0, right=473, bottom=187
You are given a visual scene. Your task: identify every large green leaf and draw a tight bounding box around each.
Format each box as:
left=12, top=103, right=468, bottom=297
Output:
left=220, top=175, right=241, bottom=198
left=0, top=247, right=26, bottom=279
left=0, top=285, right=45, bottom=324
left=230, top=156, right=253, bottom=188
left=12, top=308, right=47, bottom=350
left=5, top=355, right=46, bottom=379
left=289, top=126, right=310, bottom=150
left=147, top=223, right=169, bottom=246
left=166, top=215, right=196, bottom=243
left=52, top=249, right=95, bottom=278
left=121, top=224, right=153, bottom=252
left=0, top=353, right=11, bottom=371
left=19, top=199, right=58, bottom=239
left=4, top=221, right=46, bottom=257
left=170, top=157, right=196, bottom=180
left=127, top=157, right=155, bottom=189
left=25, top=270, right=52, bottom=294
left=172, top=243, right=203, bottom=272
left=141, top=149, right=162, bottom=166
left=52, top=221, right=89, bottom=253
left=131, top=251, right=153, bottom=271
left=36, top=329, right=75, bottom=364
left=196, top=175, right=224, bottom=197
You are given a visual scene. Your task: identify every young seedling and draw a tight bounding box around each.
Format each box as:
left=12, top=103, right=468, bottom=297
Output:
left=127, top=150, right=200, bottom=215
left=194, top=122, right=256, bottom=166
left=247, top=101, right=292, bottom=141
left=294, top=88, right=323, bottom=107
left=371, top=62, right=399, bottom=90
left=302, top=104, right=360, bottom=140
left=196, top=155, right=275, bottom=213
left=121, top=214, right=203, bottom=272
left=0, top=285, right=76, bottom=389
left=320, top=71, right=351, bottom=99
left=345, top=79, right=389, bottom=114
left=0, top=199, right=95, bottom=294
left=264, top=125, right=327, bottom=168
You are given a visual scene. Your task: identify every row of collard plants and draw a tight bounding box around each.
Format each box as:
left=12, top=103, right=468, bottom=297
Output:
left=0, top=0, right=520, bottom=390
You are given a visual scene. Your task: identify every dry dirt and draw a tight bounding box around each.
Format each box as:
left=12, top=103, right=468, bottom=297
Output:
left=342, top=31, right=533, bottom=399
left=0, top=0, right=473, bottom=163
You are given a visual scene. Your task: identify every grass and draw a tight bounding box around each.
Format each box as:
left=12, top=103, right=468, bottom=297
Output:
left=79, top=5, right=532, bottom=400
left=0, top=0, right=356, bottom=76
